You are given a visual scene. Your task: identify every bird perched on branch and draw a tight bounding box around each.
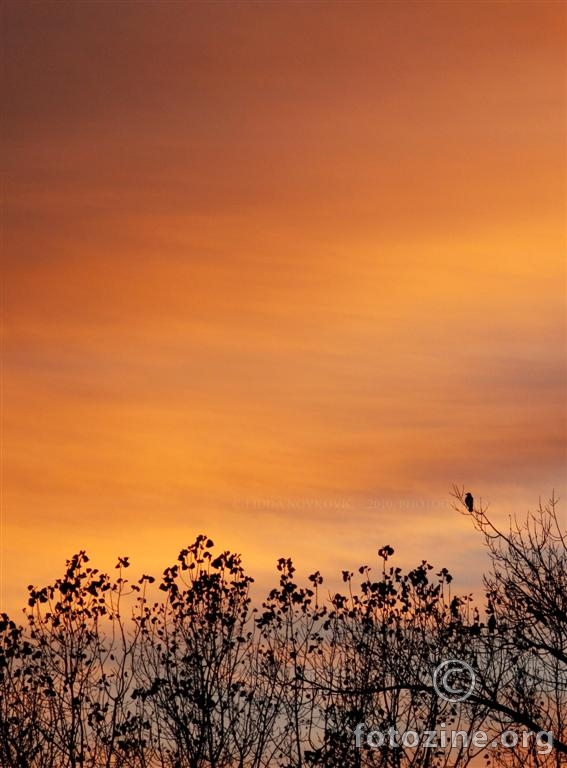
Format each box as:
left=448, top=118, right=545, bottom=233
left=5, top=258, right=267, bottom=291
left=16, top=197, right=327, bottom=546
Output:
left=464, top=492, right=474, bottom=512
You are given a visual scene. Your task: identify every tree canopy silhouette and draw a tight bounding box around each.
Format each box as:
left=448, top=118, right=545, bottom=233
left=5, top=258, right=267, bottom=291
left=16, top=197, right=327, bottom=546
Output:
left=1, top=493, right=565, bottom=767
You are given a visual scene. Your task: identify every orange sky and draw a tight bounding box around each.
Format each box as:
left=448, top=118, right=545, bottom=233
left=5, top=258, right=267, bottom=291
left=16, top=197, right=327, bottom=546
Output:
left=2, top=1, right=566, bottom=613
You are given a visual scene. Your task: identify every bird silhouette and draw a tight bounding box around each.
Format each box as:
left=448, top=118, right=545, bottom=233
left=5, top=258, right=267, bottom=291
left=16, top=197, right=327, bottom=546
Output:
left=464, top=492, right=474, bottom=512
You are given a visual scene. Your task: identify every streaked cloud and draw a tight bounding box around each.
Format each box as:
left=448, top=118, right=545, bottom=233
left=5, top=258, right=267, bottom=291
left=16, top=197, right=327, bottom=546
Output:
left=2, top=1, right=565, bottom=612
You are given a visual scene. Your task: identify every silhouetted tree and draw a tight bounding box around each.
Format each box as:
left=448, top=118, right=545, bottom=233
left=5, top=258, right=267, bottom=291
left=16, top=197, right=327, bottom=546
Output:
left=305, top=547, right=493, bottom=768
left=0, top=552, right=145, bottom=768
left=1, top=492, right=565, bottom=767
left=133, top=535, right=279, bottom=767
left=452, top=487, right=566, bottom=766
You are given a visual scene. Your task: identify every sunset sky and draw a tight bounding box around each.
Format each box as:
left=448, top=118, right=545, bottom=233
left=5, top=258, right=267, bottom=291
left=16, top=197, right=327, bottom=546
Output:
left=2, top=1, right=565, bottom=612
